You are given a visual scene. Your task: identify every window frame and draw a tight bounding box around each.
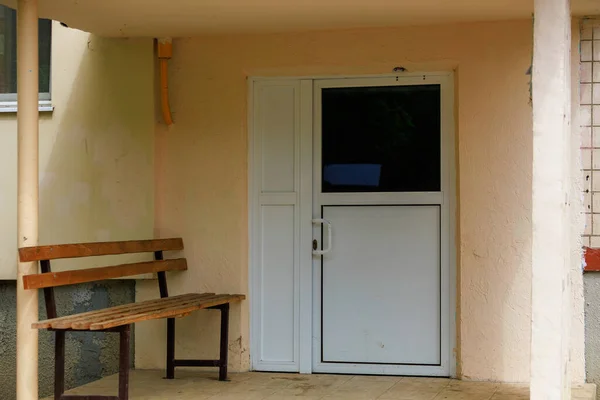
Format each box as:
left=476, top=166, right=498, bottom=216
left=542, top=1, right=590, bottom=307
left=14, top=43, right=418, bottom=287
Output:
left=0, top=7, right=53, bottom=112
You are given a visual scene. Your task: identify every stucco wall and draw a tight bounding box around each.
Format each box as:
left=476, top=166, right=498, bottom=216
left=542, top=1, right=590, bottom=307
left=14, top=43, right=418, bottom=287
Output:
left=0, top=22, right=155, bottom=279
left=0, top=280, right=135, bottom=399
left=142, top=19, right=585, bottom=382
left=0, top=22, right=155, bottom=398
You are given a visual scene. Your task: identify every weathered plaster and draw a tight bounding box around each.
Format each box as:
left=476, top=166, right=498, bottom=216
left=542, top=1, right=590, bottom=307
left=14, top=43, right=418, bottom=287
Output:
left=0, top=23, right=155, bottom=279
left=581, top=17, right=600, bottom=398
left=570, top=19, right=587, bottom=386
left=0, top=281, right=135, bottom=400
left=530, top=1, right=573, bottom=397
left=0, top=22, right=154, bottom=399
left=141, top=19, right=585, bottom=382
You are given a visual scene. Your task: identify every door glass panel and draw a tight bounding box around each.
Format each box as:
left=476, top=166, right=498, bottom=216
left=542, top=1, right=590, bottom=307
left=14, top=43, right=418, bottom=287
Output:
left=322, top=85, right=441, bottom=193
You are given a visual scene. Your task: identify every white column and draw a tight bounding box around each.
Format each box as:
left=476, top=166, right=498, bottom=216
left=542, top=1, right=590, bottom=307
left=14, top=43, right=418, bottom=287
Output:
left=531, top=0, right=572, bottom=399
left=16, top=1, right=39, bottom=399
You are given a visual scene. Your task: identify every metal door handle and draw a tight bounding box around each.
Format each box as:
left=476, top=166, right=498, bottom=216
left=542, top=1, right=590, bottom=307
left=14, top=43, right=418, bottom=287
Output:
left=312, top=218, right=332, bottom=256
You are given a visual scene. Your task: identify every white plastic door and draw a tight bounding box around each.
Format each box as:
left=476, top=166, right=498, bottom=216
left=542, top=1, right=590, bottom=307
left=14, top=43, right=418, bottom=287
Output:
left=312, top=76, right=454, bottom=376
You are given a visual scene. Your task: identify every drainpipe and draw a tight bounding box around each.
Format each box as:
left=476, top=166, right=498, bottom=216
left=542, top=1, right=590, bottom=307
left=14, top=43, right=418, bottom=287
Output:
left=157, top=38, right=173, bottom=125
left=16, top=0, right=39, bottom=399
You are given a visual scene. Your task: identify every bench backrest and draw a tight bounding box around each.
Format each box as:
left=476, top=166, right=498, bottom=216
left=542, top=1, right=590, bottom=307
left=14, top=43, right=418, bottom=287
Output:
left=19, top=238, right=185, bottom=320
left=20, top=238, right=185, bottom=289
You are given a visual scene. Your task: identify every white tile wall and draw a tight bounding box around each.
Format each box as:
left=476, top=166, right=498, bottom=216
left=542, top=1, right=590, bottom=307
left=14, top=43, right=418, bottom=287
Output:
left=582, top=19, right=600, bottom=246
left=583, top=149, right=592, bottom=169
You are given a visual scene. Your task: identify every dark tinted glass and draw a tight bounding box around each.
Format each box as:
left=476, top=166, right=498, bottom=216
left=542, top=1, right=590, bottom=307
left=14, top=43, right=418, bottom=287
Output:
left=322, top=85, right=441, bottom=193
left=0, top=5, right=52, bottom=94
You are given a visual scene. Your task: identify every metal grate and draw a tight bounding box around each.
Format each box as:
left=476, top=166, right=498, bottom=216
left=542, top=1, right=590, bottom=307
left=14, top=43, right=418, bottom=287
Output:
left=582, top=19, right=600, bottom=247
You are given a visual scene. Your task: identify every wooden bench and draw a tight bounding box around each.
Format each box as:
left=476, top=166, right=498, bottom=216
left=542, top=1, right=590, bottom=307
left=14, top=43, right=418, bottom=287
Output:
left=19, top=238, right=245, bottom=400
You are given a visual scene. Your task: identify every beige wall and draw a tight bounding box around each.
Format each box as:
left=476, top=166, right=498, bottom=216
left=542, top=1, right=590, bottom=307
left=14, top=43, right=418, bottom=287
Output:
left=0, top=14, right=586, bottom=385
left=139, top=18, right=585, bottom=382
left=0, top=23, right=155, bottom=278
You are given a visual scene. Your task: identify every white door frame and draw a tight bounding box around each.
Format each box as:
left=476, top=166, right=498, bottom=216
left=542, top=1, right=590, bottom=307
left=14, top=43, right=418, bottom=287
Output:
left=248, top=72, right=456, bottom=376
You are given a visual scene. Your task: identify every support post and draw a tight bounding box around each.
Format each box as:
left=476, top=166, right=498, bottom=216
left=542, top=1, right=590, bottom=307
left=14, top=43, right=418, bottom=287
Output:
left=531, top=0, right=572, bottom=399
left=16, top=1, right=40, bottom=400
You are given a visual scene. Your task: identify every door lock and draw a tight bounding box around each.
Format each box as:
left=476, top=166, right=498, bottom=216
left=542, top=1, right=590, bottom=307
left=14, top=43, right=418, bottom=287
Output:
left=313, top=239, right=318, bottom=251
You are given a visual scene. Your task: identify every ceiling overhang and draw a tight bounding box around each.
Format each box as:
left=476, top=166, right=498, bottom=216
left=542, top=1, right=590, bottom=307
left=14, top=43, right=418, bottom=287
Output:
left=0, top=0, right=598, bottom=37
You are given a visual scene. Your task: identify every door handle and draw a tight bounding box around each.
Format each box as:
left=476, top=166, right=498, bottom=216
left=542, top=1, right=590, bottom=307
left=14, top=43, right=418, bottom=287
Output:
left=312, top=218, right=332, bottom=256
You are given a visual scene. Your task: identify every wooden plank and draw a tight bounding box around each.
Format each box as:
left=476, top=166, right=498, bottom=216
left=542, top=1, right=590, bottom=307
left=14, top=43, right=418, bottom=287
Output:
left=89, top=294, right=246, bottom=330
left=37, top=293, right=207, bottom=329
left=33, top=293, right=211, bottom=329
left=51, top=294, right=211, bottom=329
left=19, top=238, right=183, bottom=262
left=69, top=294, right=224, bottom=330
left=90, top=294, right=245, bottom=330
left=67, top=293, right=222, bottom=330
left=23, top=259, right=187, bottom=290
left=585, top=247, right=600, bottom=272
left=34, top=293, right=199, bottom=328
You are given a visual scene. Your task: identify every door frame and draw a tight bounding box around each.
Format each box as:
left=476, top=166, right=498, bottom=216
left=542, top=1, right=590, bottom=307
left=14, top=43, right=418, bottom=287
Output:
left=248, top=72, right=457, bottom=376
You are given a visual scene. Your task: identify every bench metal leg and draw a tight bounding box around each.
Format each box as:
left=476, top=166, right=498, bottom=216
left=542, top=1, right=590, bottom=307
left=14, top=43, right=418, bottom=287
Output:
left=218, top=303, right=229, bottom=381
left=55, top=330, right=66, bottom=400
left=166, top=318, right=175, bottom=379
left=53, top=328, right=125, bottom=400
left=166, top=303, right=231, bottom=381
left=118, top=325, right=131, bottom=400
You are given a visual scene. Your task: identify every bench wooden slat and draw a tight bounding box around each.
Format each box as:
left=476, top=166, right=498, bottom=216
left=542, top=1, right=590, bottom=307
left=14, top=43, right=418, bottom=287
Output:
left=71, top=294, right=224, bottom=330
left=89, top=294, right=245, bottom=330
left=23, top=259, right=187, bottom=290
left=33, top=293, right=208, bottom=329
left=19, top=238, right=184, bottom=262
left=68, top=293, right=222, bottom=330
left=32, top=293, right=245, bottom=330
left=37, top=293, right=205, bottom=329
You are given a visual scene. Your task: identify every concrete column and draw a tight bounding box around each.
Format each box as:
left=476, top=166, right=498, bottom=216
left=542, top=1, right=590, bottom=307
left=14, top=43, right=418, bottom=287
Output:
left=531, top=0, right=572, bottom=399
left=16, top=1, right=39, bottom=399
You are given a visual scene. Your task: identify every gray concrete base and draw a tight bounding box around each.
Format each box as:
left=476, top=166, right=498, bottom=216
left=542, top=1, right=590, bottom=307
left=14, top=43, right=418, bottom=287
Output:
left=585, top=273, right=600, bottom=399
left=0, top=280, right=135, bottom=400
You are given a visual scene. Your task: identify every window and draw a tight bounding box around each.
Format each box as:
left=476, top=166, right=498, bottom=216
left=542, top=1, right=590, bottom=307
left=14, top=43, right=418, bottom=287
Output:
left=321, top=84, right=442, bottom=193
left=0, top=5, right=51, bottom=104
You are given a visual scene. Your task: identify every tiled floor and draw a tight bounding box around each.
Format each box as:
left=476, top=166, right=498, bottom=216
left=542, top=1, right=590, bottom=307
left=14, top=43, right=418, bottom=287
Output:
left=43, top=370, right=596, bottom=400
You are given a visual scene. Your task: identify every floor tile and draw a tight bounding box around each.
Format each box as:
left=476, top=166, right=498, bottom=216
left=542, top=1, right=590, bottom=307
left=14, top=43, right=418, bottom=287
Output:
left=207, top=391, right=273, bottom=400
left=41, top=370, right=597, bottom=400
left=263, top=395, right=323, bottom=400
left=321, top=376, right=396, bottom=400
left=434, top=381, right=497, bottom=400
left=489, top=394, right=528, bottom=400
left=379, top=377, right=449, bottom=400
left=272, top=377, right=346, bottom=397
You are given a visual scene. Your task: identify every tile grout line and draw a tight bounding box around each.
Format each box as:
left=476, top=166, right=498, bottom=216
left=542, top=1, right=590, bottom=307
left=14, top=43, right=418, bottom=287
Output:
left=372, top=376, right=405, bottom=399
left=488, top=382, right=500, bottom=400
left=582, top=21, right=599, bottom=245
left=592, top=30, right=595, bottom=238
